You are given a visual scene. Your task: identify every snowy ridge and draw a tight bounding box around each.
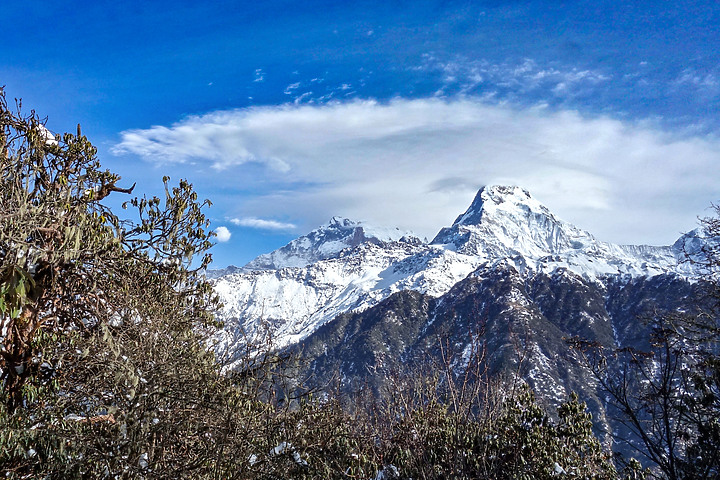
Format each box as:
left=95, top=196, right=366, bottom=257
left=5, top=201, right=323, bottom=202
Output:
left=212, top=240, right=480, bottom=359
left=244, top=216, right=420, bottom=270
left=211, top=185, right=705, bottom=358
left=432, top=185, right=692, bottom=278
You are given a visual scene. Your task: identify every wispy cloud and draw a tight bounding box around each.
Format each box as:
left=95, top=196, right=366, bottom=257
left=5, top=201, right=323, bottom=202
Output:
left=284, top=82, right=300, bottom=95
left=214, top=226, right=232, bottom=242
left=112, top=112, right=292, bottom=171
left=419, top=55, right=612, bottom=97
left=230, top=217, right=297, bottom=232
left=293, top=91, right=313, bottom=104
left=675, top=68, right=720, bottom=97
left=114, top=98, right=720, bottom=246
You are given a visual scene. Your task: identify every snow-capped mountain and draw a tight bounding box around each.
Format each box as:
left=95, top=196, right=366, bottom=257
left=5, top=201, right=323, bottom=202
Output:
left=432, top=185, right=690, bottom=277
left=244, top=217, right=421, bottom=270
left=210, top=185, right=704, bottom=366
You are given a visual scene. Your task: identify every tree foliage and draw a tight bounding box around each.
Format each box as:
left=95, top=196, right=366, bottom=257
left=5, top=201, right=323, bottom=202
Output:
left=0, top=86, right=236, bottom=477
left=0, top=88, right=217, bottom=409
left=373, top=355, right=618, bottom=480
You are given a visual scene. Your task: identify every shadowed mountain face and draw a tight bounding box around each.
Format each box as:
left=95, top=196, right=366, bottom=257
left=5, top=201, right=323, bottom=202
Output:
left=295, top=265, right=703, bottom=406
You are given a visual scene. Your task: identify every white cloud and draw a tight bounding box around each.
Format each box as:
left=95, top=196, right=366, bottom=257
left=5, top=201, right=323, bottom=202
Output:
left=114, top=98, right=720, bottom=246
left=230, top=217, right=297, bottom=232
left=215, top=226, right=232, bottom=242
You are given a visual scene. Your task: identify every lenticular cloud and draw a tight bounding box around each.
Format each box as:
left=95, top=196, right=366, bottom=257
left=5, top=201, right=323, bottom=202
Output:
left=113, top=97, right=720, bottom=246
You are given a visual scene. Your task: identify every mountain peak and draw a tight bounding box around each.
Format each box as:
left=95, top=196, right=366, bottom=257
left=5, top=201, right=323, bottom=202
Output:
left=243, top=217, right=420, bottom=271
left=432, top=184, right=592, bottom=259
left=328, top=216, right=356, bottom=228
left=429, top=185, right=692, bottom=277
left=453, top=185, right=545, bottom=227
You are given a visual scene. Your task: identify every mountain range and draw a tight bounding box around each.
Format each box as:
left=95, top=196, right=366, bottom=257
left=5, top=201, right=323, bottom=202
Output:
left=208, top=185, right=711, bottom=439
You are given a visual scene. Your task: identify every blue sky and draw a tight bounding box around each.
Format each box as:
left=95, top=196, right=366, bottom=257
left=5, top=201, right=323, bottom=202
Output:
left=4, top=0, right=719, bottom=267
